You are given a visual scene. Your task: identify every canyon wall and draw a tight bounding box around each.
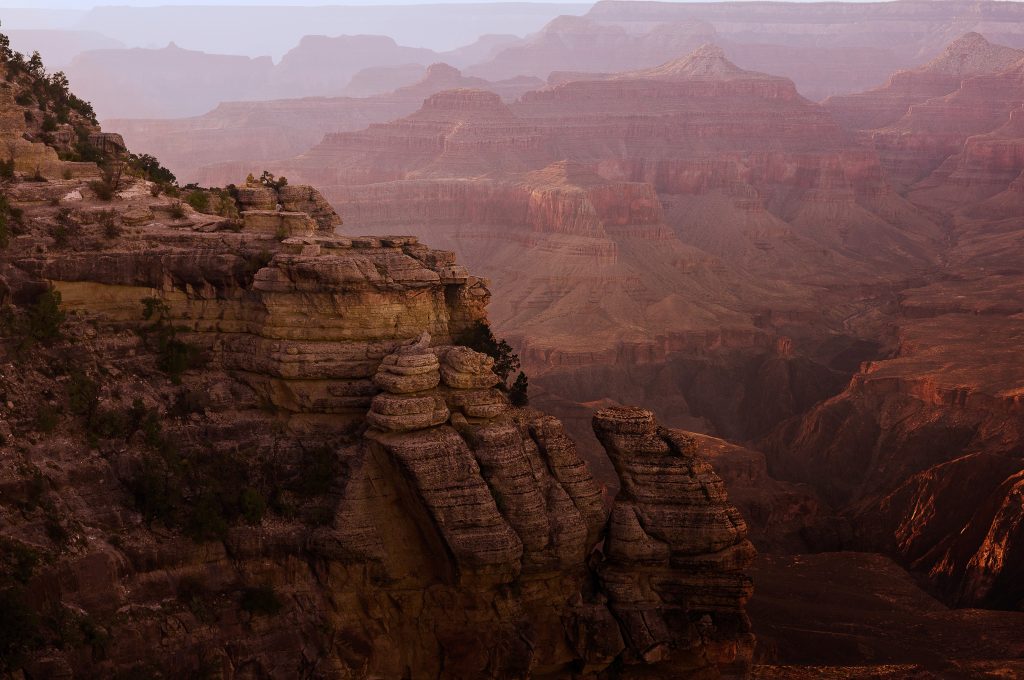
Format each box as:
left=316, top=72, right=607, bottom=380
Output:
left=0, top=64, right=756, bottom=676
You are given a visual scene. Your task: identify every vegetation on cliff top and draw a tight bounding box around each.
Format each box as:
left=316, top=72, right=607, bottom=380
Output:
left=456, top=320, right=529, bottom=405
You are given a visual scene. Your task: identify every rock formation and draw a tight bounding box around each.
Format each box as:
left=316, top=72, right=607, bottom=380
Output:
left=0, top=58, right=754, bottom=678
left=111, top=63, right=543, bottom=185
left=824, top=33, right=1024, bottom=132
left=66, top=42, right=275, bottom=118
left=472, top=0, right=1024, bottom=100
left=250, top=45, right=940, bottom=452
left=863, top=46, right=1024, bottom=190
left=594, top=406, right=755, bottom=674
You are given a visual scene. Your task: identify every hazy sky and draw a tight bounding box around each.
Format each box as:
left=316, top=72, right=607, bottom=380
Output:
left=3, top=1, right=580, bottom=6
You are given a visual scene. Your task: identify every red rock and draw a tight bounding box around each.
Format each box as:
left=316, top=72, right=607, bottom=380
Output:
left=113, top=64, right=542, bottom=185
left=825, top=33, right=1024, bottom=132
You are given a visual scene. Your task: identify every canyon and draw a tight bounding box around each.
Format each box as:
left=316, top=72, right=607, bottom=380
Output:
left=190, top=35, right=1024, bottom=622
left=0, top=61, right=756, bottom=677
left=80, top=0, right=1024, bottom=181
left=110, top=64, right=544, bottom=186
left=4, top=5, right=1024, bottom=678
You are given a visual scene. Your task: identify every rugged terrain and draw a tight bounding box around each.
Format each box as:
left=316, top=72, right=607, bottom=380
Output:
left=0, top=54, right=758, bottom=678
left=5, top=10, right=1024, bottom=678
left=191, top=35, right=1024, bottom=622
left=240, top=45, right=937, bottom=447
left=109, top=64, right=543, bottom=185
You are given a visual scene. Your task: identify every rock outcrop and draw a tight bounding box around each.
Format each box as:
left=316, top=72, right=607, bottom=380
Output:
left=250, top=44, right=940, bottom=450
left=473, top=0, right=1024, bottom=100
left=824, top=33, right=1024, bottom=132
left=0, top=58, right=754, bottom=678
left=594, top=406, right=755, bottom=674
left=111, top=63, right=543, bottom=185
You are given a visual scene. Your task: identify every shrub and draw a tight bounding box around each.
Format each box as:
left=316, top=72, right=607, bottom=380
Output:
left=241, top=249, right=273, bottom=283
left=98, top=209, right=121, bottom=239
left=239, top=585, right=282, bottom=616
left=48, top=223, right=69, bottom=247
left=177, top=577, right=216, bottom=623
left=67, top=371, right=99, bottom=417
left=509, top=371, right=529, bottom=406
left=455, top=320, right=521, bottom=384
left=295, top=446, right=338, bottom=497
left=186, top=494, right=229, bottom=541
left=168, top=202, right=185, bottom=219
left=185, top=190, right=209, bottom=213
left=34, top=404, right=60, bottom=432
left=27, top=288, right=65, bottom=342
left=169, top=388, right=208, bottom=419
left=89, top=408, right=130, bottom=440
left=258, top=170, right=287, bottom=190
left=139, top=297, right=207, bottom=383
left=88, top=179, right=114, bottom=201
left=215, top=191, right=239, bottom=219
left=0, top=158, right=14, bottom=180
left=125, top=153, right=175, bottom=186
left=239, top=488, right=266, bottom=524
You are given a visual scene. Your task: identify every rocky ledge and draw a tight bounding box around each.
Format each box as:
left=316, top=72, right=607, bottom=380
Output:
left=0, top=146, right=753, bottom=676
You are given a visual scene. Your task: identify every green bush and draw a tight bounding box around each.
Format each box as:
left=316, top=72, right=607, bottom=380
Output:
left=455, top=320, right=521, bottom=384
left=67, top=371, right=99, bottom=417
left=258, top=170, right=287, bottom=190
left=27, top=289, right=65, bottom=342
left=98, top=209, right=121, bottom=239
left=185, top=190, right=210, bottom=213
left=89, top=408, right=130, bottom=440
left=168, top=202, right=185, bottom=219
left=48, top=223, right=69, bottom=247
left=295, top=446, right=338, bottom=497
left=139, top=297, right=207, bottom=383
left=126, top=153, right=175, bottom=186
left=239, top=585, right=282, bottom=616
left=239, top=488, right=266, bottom=525
left=509, top=371, right=529, bottom=406
left=88, top=179, right=114, bottom=201
left=34, top=404, right=60, bottom=432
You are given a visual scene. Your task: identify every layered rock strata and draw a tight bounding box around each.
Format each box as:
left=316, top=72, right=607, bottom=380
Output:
left=594, top=406, right=756, bottom=673
left=0, top=119, right=754, bottom=677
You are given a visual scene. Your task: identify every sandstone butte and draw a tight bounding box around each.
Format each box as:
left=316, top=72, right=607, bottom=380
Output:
left=466, top=0, right=1024, bottom=100
left=98, top=0, right=1024, bottom=188
left=0, top=53, right=758, bottom=678
left=199, top=37, right=1024, bottom=629
left=108, top=63, right=544, bottom=186
left=5, top=20, right=1024, bottom=680
left=242, top=44, right=941, bottom=442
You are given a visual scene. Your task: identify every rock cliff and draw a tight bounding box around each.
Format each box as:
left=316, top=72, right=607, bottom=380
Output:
left=0, top=59, right=754, bottom=678
left=824, top=33, right=1024, bottom=132
left=111, top=64, right=543, bottom=186
left=473, top=0, right=1024, bottom=100
left=246, top=45, right=939, bottom=454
